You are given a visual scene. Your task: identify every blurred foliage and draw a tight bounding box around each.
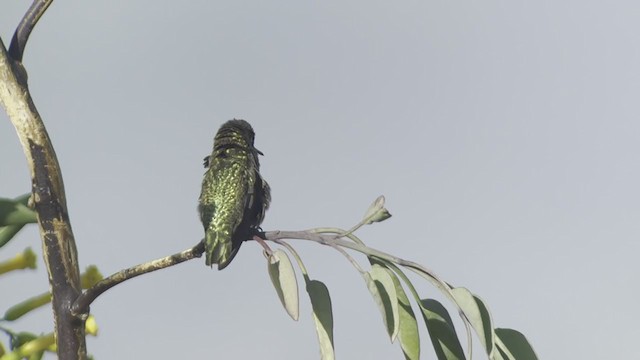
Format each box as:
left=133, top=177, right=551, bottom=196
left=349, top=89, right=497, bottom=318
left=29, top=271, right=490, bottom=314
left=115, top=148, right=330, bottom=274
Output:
left=0, top=195, right=36, bottom=249
left=1, top=194, right=100, bottom=359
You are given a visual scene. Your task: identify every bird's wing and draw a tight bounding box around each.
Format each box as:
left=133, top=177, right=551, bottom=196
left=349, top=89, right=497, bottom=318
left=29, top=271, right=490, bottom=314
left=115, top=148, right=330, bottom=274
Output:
left=198, top=201, right=215, bottom=230
left=254, top=172, right=270, bottom=226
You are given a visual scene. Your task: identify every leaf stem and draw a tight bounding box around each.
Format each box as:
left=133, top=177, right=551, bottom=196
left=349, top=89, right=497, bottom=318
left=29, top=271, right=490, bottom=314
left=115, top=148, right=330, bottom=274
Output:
left=272, top=240, right=309, bottom=280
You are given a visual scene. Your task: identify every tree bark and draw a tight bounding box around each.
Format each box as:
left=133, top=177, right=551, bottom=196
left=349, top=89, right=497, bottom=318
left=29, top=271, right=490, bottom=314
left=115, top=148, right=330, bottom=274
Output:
left=0, top=38, right=86, bottom=359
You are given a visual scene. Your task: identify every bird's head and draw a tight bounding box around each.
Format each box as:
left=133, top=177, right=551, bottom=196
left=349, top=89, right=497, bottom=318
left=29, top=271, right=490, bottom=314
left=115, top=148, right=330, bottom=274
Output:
left=214, top=119, right=263, bottom=156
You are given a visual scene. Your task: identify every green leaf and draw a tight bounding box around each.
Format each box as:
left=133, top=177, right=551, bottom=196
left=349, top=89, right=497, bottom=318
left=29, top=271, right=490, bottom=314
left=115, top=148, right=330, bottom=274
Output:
left=10, top=331, right=38, bottom=349
left=81, top=265, right=104, bottom=289
left=363, top=264, right=400, bottom=341
left=0, top=195, right=37, bottom=227
left=451, top=288, right=494, bottom=357
left=3, top=292, right=52, bottom=321
left=0, top=224, right=25, bottom=249
left=267, top=250, right=299, bottom=321
left=493, top=349, right=507, bottom=360
left=495, top=328, right=538, bottom=360
left=419, top=299, right=466, bottom=360
left=6, top=333, right=55, bottom=359
left=0, top=247, right=37, bottom=276
left=28, top=350, right=45, bottom=360
left=306, top=280, right=334, bottom=360
left=369, top=257, right=420, bottom=359
left=362, top=195, right=392, bottom=225
left=0, top=195, right=33, bottom=248
left=390, top=271, right=420, bottom=359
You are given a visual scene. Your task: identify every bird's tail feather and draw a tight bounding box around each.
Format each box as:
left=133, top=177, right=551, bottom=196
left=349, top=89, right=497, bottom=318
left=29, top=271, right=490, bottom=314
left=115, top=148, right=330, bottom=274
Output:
left=205, top=230, right=236, bottom=269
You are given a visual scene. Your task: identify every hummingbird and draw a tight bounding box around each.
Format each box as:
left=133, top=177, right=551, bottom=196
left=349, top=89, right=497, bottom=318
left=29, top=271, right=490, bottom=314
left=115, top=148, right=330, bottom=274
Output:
left=198, top=119, right=271, bottom=270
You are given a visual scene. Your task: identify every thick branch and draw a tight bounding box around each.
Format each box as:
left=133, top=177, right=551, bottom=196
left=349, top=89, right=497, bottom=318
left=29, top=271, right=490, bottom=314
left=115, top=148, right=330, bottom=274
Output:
left=8, top=0, right=53, bottom=62
left=0, top=37, right=85, bottom=359
left=71, top=241, right=205, bottom=316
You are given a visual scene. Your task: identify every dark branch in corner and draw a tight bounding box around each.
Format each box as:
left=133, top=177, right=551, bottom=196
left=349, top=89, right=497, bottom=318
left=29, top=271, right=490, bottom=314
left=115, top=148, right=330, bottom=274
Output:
left=71, top=241, right=205, bottom=316
left=8, top=0, right=53, bottom=62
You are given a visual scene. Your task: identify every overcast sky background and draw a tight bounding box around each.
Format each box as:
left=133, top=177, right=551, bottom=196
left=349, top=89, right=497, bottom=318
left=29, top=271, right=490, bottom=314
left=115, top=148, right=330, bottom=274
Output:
left=2, top=1, right=639, bottom=359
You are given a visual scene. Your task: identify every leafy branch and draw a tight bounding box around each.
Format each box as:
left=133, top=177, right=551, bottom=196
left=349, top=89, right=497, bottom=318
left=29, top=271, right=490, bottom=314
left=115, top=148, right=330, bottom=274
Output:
left=66, top=196, right=535, bottom=359
left=261, top=196, right=538, bottom=360
left=2, top=192, right=537, bottom=359
left=1, top=1, right=537, bottom=358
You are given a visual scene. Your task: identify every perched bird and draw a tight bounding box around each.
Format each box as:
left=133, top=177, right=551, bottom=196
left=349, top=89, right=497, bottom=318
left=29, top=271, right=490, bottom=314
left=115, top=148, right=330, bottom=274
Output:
left=198, top=119, right=271, bottom=269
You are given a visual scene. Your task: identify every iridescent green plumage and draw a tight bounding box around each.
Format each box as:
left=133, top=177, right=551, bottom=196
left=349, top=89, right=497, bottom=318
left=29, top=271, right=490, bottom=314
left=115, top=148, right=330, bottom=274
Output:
left=198, top=119, right=270, bottom=269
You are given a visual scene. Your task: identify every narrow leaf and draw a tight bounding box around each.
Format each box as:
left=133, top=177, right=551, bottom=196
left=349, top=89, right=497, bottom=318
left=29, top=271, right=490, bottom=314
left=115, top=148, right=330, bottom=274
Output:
left=495, top=328, right=538, bottom=360
left=0, top=247, right=37, bottom=276
left=307, top=280, right=334, bottom=360
left=3, top=292, right=52, bottom=321
left=389, top=271, right=420, bottom=360
left=0, top=196, right=37, bottom=226
left=369, top=257, right=420, bottom=359
left=0, top=224, right=25, bottom=249
left=5, top=266, right=106, bottom=320
left=363, top=264, right=400, bottom=341
left=267, top=250, right=299, bottom=320
left=451, top=288, right=494, bottom=356
left=419, top=299, right=466, bottom=360
left=493, top=348, right=508, bottom=360
left=10, top=333, right=55, bottom=359
left=10, top=332, right=38, bottom=349
left=28, top=350, right=45, bottom=360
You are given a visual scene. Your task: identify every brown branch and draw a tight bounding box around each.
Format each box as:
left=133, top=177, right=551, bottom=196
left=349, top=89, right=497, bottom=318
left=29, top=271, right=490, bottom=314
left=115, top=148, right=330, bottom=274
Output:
left=8, top=0, right=53, bottom=62
left=0, top=36, right=85, bottom=360
left=71, top=241, right=205, bottom=316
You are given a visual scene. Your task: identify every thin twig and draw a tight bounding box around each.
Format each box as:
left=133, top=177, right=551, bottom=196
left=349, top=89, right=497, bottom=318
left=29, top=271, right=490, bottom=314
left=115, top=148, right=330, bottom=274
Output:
left=71, top=241, right=205, bottom=316
left=253, top=235, right=273, bottom=256
left=329, top=243, right=367, bottom=273
left=272, top=240, right=311, bottom=282
left=8, top=0, right=53, bottom=62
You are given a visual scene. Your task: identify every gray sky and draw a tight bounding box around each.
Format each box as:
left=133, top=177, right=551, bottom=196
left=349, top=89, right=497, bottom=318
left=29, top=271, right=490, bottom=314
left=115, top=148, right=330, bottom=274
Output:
left=2, top=1, right=639, bottom=359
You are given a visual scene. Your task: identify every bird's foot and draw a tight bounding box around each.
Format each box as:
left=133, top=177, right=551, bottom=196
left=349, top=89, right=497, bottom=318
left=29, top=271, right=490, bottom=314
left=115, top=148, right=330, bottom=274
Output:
left=251, top=226, right=266, bottom=239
